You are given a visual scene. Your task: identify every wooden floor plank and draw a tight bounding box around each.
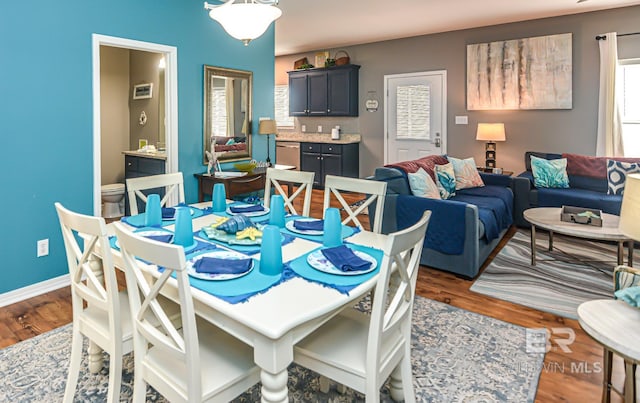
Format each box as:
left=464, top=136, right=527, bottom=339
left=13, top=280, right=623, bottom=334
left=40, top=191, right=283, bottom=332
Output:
left=0, top=188, right=625, bottom=402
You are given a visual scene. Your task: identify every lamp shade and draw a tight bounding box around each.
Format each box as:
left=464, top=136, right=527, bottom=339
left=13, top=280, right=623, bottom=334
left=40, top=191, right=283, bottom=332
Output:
left=207, top=2, right=282, bottom=46
left=619, top=173, right=640, bottom=241
left=476, top=123, right=506, bottom=141
left=259, top=119, right=277, bottom=135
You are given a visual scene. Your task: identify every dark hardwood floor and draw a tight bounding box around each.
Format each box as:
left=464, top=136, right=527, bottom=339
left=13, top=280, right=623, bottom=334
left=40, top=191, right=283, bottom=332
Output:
left=0, top=189, right=625, bottom=402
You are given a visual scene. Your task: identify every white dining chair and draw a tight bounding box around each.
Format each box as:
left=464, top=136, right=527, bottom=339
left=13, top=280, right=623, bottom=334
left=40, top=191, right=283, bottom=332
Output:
left=263, top=167, right=315, bottom=216
left=126, top=172, right=185, bottom=215
left=55, top=202, right=133, bottom=403
left=323, top=175, right=387, bottom=233
left=294, top=210, right=431, bottom=403
left=113, top=222, right=261, bottom=403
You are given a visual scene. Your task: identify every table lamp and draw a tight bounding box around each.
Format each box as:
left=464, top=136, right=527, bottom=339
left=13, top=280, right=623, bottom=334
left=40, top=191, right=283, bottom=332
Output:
left=619, top=173, right=640, bottom=244
left=476, top=123, right=506, bottom=169
left=259, top=119, right=277, bottom=167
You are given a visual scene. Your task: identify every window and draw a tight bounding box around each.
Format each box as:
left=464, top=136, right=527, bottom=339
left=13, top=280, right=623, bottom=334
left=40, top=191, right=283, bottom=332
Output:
left=620, top=59, right=640, bottom=157
left=274, top=85, right=294, bottom=128
left=395, top=84, right=430, bottom=139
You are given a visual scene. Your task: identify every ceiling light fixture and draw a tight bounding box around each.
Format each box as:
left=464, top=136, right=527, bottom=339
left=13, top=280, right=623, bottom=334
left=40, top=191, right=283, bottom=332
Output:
left=204, top=0, right=282, bottom=46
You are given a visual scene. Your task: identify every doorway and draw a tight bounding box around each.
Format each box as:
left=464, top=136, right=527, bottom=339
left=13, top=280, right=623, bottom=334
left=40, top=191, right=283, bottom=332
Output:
left=384, top=70, right=447, bottom=164
left=91, top=34, right=178, bottom=216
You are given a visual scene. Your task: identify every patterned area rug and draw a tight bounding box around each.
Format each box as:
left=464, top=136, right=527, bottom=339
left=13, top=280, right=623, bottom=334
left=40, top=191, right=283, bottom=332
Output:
left=470, top=229, right=615, bottom=319
left=0, top=296, right=544, bottom=402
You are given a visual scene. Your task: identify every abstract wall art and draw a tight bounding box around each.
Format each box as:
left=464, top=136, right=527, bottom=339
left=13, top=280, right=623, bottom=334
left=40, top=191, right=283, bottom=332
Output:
left=467, top=33, right=572, bottom=110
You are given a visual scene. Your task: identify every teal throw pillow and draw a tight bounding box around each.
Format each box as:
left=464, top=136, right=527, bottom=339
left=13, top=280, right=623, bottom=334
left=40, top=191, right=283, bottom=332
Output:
left=530, top=155, right=569, bottom=188
left=225, top=138, right=236, bottom=145
left=614, top=286, right=640, bottom=308
left=408, top=168, right=441, bottom=199
left=435, top=163, right=456, bottom=199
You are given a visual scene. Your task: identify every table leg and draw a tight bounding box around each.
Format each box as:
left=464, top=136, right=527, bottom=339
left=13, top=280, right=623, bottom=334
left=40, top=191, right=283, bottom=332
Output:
left=618, top=241, right=624, bottom=266
left=548, top=230, right=554, bottom=252
left=629, top=240, right=634, bottom=267
left=602, top=348, right=613, bottom=403
left=531, top=225, right=537, bottom=266
left=260, top=369, right=288, bottom=403
left=623, top=361, right=636, bottom=403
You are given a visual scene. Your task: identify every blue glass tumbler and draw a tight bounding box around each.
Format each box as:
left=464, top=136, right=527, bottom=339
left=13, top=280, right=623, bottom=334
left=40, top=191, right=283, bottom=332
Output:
left=259, top=225, right=283, bottom=276
left=144, top=194, right=162, bottom=227
left=269, top=194, right=286, bottom=228
left=173, top=206, right=194, bottom=248
left=323, top=207, right=343, bottom=247
left=212, top=183, right=227, bottom=213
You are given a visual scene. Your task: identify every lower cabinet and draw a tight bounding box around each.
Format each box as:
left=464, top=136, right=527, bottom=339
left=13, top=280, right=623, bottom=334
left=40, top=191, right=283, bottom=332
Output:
left=124, top=155, right=166, bottom=215
left=300, top=142, right=359, bottom=187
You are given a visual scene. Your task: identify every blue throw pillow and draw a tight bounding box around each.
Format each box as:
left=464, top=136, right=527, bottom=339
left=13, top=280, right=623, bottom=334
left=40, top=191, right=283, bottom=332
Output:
left=530, top=155, right=569, bottom=188
left=435, top=163, right=456, bottom=199
left=607, top=159, right=640, bottom=195
left=408, top=168, right=441, bottom=199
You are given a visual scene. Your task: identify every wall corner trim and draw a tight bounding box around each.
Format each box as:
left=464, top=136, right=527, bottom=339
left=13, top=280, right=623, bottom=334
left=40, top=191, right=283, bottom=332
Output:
left=0, top=274, right=70, bottom=308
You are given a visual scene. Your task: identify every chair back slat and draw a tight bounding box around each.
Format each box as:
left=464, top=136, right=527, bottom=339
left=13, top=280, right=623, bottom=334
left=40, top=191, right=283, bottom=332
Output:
left=264, top=168, right=315, bottom=216
left=126, top=173, right=185, bottom=215
left=323, top=175, right=387, bottom=233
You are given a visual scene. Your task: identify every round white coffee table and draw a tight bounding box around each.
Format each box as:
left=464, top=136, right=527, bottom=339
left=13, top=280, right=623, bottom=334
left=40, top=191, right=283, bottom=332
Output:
left=523, top=207, right=633, bottom=266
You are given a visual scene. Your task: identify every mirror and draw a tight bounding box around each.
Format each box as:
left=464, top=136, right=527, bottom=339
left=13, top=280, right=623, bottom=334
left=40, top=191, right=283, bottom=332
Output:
left=203, top=65, right=253, bottom=164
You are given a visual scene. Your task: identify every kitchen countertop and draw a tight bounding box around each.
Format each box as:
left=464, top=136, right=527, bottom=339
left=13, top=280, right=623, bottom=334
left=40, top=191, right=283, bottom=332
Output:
left=275, top=133, right=360, bottom=144
left=122, top=150, right=167, bottom=160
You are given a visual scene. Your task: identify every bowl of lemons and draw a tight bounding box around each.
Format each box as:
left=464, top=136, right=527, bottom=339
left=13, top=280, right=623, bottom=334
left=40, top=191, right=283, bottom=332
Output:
left=233, top=161, right=257, bottom=172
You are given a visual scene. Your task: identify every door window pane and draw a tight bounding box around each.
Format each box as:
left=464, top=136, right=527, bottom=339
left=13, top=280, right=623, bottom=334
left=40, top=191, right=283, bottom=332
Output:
left=396, top=84, right=430, bottom=139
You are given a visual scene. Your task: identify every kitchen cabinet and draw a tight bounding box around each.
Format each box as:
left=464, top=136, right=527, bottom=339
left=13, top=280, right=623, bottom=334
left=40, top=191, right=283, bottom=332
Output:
left=288, top=65, right=360, bottom=117
left=124, top=154, right=166, bottom=215
left=300, top=142, right=359, bottom=187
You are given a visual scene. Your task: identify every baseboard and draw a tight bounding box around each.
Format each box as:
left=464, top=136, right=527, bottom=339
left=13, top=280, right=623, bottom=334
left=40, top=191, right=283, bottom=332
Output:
left=0, top=274, right=70, bottom=308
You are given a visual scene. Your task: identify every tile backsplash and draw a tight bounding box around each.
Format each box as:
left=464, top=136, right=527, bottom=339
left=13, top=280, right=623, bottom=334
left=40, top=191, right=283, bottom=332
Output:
left=279, top=116, right=359, bottom=135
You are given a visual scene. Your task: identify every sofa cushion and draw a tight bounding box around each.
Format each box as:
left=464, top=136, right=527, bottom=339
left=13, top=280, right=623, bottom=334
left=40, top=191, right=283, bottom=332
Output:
left=455, top=185, right=513, bottom=242
left=448, top=156, right=484, bottom=190
left=563, top=153, right=640, bottom=179
left=530, top=155, right=570, bottom=188
left=408, top=168, right=441, bottom=199
left=386, top=155, right=449, bottom=181
left=525, top=152, right=562, bottom=171
left=374, top=167, right=411, bottom=195
left=536, top=187, right=623, bottom=215
left=607, top=160, right=640, bottom=195
left=435, top=163, right=457, bottom=199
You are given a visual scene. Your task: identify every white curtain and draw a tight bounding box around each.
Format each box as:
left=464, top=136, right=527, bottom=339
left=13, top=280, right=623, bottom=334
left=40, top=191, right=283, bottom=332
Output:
left=225, top=78, right=235, bottom=137
left=596, top=32, right=624, bottom=157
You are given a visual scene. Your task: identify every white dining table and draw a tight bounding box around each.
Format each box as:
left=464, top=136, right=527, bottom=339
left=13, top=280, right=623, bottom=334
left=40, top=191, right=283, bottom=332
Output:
left=101, top=202, right=388, bottom=403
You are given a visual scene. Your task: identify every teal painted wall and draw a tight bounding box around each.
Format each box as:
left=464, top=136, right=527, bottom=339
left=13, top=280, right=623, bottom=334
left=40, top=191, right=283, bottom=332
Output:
left=0, top=1, right=275, bottom=293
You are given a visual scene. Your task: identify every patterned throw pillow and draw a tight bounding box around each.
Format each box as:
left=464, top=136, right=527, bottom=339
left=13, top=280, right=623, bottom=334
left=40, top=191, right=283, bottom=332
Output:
left=435, top=163, right=457, bottom=199
left=408, top=168, right=441, bottom=199
left=448, top=156, right=485, bottom=190
left=607, top=160, right=640, bottom=195
left=530, top=155, right=570, bottom=188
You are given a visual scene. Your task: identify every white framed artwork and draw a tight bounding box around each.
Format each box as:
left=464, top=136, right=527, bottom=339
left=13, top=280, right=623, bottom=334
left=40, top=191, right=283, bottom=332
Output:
left=133, top=83, right=153, bottom=100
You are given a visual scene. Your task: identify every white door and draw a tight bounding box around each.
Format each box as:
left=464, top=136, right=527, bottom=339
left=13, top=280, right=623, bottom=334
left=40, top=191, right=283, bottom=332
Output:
left=384, top=70, right=447, bottom=164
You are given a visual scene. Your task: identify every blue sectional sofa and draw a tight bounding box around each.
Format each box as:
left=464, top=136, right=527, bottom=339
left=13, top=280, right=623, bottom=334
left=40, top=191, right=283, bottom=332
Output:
left=513, top=152, right=640, bottom=227
left=371, top=155, right=526, bottom=279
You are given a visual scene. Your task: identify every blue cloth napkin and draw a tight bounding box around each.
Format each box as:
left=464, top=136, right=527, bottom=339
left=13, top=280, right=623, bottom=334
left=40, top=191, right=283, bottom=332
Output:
left=161, top=207, right=176, bottom=219
left=230, top=204, right=265, bottom=213
left=144, top=234, right=174, bottom=243
left=321, top=245, right=372, bottom=272
left=193, top=257, right=253, bottom=275
left=615, top=286, right=640, bottom=307
left=294, top=219, right=324, bottom=231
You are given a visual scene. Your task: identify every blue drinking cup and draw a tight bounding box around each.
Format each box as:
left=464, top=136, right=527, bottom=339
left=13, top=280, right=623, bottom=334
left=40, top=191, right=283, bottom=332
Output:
left=323, top=207, right=343, bottom=247
left=144, top=194, right=162, bottom=227
left=212, top=183, right=227, bottom=213
left=269, top=194, right=286, bottom=228
left=259, top=225, right=283, bottom=276
left=173, top=206, right=194, bottom=248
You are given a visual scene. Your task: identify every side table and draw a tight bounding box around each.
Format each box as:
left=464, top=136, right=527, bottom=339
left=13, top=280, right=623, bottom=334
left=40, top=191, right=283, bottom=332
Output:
left=195, top=170, right=266, bottom=202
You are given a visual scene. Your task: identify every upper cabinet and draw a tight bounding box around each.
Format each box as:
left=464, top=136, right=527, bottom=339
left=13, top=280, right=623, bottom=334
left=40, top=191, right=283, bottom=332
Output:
left=288, top=64, right=360, bottom=117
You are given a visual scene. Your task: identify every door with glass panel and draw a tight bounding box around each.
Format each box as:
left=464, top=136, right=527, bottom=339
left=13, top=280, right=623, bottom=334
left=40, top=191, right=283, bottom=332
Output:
left=384, top=70, right=447, bottom=164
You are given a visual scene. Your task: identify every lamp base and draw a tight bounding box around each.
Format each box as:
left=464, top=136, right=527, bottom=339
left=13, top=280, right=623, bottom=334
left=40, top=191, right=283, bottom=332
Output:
left=484, top=141, right=497, bottom=169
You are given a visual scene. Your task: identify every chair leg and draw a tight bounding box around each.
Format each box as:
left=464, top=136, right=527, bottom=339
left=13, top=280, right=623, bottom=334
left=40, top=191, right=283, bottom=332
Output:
left=106, top=350, right=123, bottom=403
left=623, top=361, right=636, bottom=403
left=389, top=353, right=415, bottom=403
left=63, top=329, right=83, bottom=403
left=133, top=371, right=146, bottom=403
left=602, top=348, right=613, bottom=403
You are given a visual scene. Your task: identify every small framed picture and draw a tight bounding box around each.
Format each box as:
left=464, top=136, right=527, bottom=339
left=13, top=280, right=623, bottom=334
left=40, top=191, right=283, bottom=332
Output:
left=315, top=51, right=329, bottom=68
left=133, top=83, right=153, bottom=100
left=138, top=139, right=148, bottom=149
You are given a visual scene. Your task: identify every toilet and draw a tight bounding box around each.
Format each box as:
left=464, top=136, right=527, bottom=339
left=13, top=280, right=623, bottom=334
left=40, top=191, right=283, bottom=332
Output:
left=101, top=183, right=125, bottom=218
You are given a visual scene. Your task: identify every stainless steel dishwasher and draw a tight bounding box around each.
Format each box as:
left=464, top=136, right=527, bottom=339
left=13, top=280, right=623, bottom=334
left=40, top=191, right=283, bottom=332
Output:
left=275, top=141, right=300, bottom=170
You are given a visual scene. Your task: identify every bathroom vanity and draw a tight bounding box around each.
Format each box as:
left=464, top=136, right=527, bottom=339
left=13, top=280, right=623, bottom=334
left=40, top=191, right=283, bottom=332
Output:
left=123, top=151, right=167, bottom=215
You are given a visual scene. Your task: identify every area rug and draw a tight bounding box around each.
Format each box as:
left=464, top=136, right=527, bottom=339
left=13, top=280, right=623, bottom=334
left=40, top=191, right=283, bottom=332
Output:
left=470, top=229, right=615, bottom=319
left=0, top=296, right=544, bottom=402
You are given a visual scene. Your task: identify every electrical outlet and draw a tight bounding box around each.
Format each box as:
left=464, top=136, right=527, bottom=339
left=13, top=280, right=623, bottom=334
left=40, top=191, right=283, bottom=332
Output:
left=37, top=239, right=49, bottom=257
left=317, top=125, right=323, bottom=133
left=301, top=125, right=306, bottom=132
